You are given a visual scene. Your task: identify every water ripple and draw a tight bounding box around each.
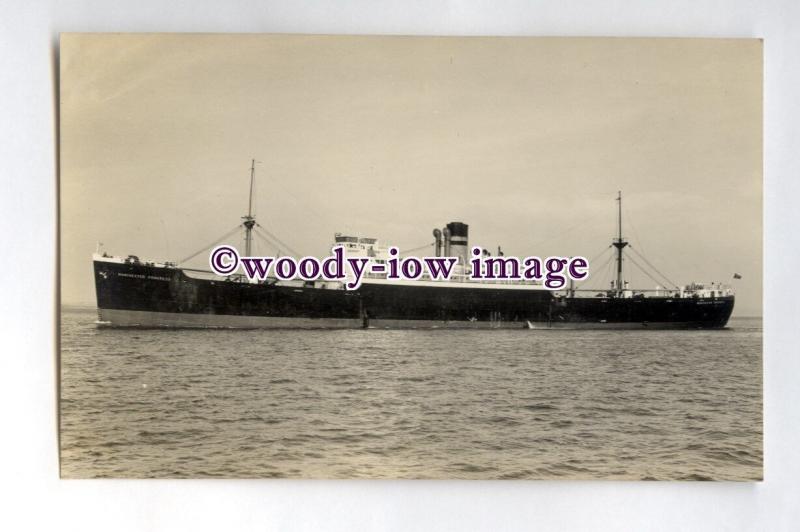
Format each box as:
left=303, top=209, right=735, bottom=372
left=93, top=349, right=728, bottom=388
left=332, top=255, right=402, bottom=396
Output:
left=60, top=309, right=762, bottom=480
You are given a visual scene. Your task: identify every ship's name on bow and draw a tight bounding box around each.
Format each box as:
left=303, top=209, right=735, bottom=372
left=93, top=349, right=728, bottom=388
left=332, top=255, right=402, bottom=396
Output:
left=117, top=272, right=171, bottom=281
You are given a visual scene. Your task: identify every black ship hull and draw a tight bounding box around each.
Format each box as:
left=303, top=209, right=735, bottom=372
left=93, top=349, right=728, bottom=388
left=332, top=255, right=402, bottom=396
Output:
left=93, top=259, right=735, bottom=329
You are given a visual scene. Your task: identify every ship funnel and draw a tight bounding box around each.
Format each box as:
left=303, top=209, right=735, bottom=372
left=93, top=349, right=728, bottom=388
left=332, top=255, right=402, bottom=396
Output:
left=433, top=228, right=442, bottom=257
left=446, top=222, right=469, bottom=267
left=443, top=227, right=451, bottom=258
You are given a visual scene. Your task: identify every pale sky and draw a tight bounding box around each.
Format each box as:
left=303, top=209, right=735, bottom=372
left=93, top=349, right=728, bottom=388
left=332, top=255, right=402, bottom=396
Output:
left=60, top=34, right=762, bottom=315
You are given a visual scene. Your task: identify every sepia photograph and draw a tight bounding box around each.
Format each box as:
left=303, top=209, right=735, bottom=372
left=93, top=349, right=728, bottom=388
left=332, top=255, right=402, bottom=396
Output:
left=59, top=34, right=762, bottom=479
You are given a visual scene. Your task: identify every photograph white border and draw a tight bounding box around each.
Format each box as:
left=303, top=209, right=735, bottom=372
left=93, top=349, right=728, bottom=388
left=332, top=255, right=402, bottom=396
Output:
left=1, top=1, right=797, bottom=530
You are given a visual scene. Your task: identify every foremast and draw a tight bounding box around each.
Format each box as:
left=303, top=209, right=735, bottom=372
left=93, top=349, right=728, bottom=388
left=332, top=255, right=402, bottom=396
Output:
left=243, top=158, right=257, bottom=256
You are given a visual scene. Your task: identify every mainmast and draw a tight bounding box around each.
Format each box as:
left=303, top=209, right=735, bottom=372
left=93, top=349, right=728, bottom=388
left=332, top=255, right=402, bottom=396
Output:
left=612, top=190, right=628, bottom=297
left=243, top=158, right=257, bottom=256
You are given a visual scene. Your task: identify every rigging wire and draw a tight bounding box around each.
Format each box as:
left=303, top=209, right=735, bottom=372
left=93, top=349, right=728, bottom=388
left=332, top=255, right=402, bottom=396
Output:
left=572, top=245, right=613, bottom=285
left=604, top=250, right=617, bottom=289
left=623, top=204, right=647, bottom=257
left=253, top=228, right=301, bottom=259
left=399, top=242, right=434, bottom=255
left=177, top=224, right=243, bottom=265
left=586, top=245, right=613, bottom=266
left=251, top=229, right=282, bottom=257
left=621, top=203, right=682, bottom=289
left=628, top=245, right=679, bottom=289
left=254, top=224, right=303, bottom=258
left=578, top=251, right=616, bottom=292
left=625, top=253, right=675, bottom=290
left=576, top=250, right=615, bottom=290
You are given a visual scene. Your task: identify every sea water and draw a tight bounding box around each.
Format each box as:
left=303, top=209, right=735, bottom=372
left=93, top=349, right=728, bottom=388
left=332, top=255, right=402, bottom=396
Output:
left=60, top=308, right=762, bottom=479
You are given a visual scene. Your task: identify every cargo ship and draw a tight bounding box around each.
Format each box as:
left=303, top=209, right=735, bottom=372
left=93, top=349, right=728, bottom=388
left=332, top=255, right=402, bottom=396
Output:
left=93, top=161, right=735, bottom=329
